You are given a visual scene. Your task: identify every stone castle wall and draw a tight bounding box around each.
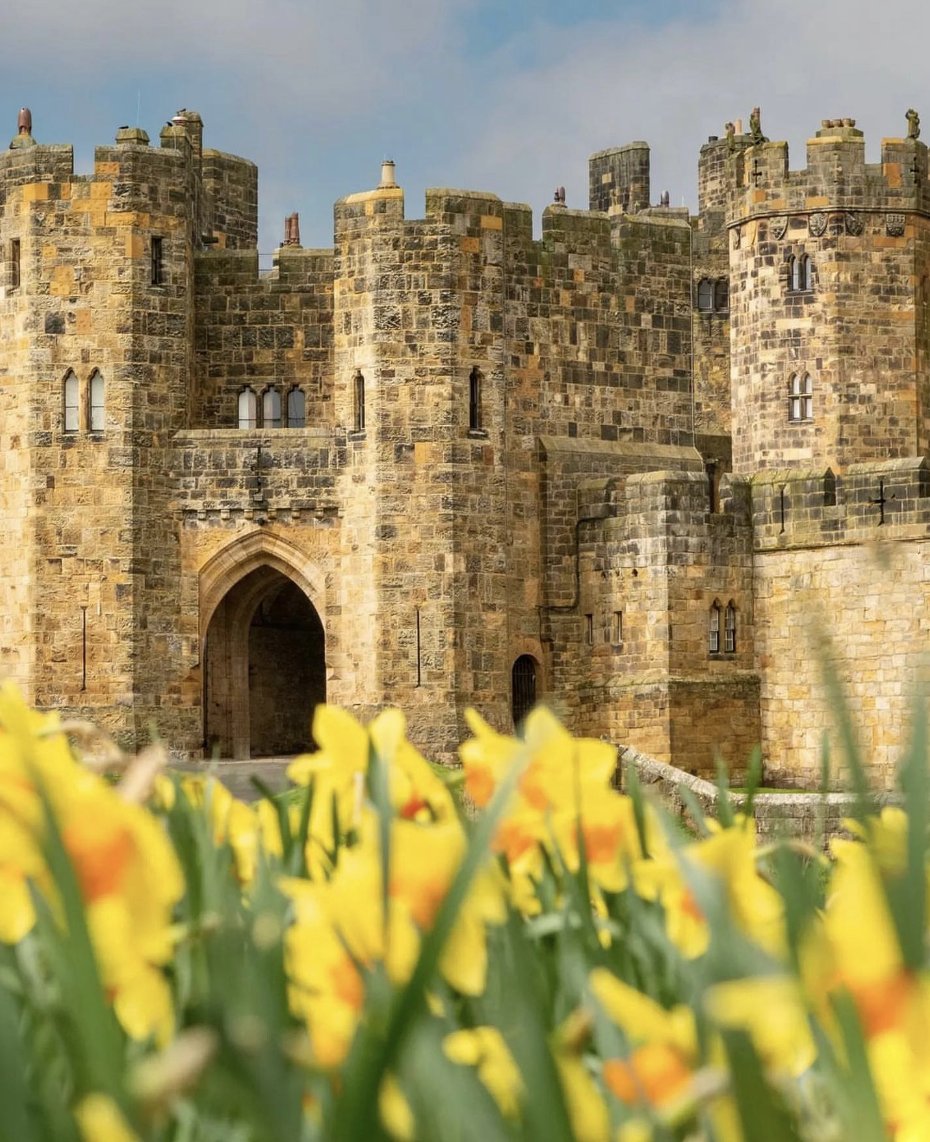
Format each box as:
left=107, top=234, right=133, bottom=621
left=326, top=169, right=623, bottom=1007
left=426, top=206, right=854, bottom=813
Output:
left=4, top=106, right=930, bottom=790
left=179, top=168, right=698, bottom=758
left=570, top=466, right=759, bottom=776
left=728, top=123, right=930, bottom=475
left=0, top=119, right=258, bottom=749
left=751, top=459, right=930, bottom=788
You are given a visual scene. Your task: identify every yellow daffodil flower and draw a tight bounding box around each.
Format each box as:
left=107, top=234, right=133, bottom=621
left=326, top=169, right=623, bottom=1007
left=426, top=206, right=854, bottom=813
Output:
left=590, top=969, right=697, bottom=1111
left=443, top=1026, right=523, bottom=1119
left=73, top=1093, right=141, bottom=1142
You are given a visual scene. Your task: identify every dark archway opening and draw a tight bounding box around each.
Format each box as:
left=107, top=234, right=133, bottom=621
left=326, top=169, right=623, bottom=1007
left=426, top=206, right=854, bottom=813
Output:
left=511, top=655, right=538, bottom=729
left=203, top=565, right=325, bottom=758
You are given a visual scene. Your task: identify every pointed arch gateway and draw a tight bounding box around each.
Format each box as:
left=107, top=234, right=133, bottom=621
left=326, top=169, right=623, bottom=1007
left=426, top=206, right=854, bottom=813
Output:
left=199, top=534, right=327, bottom=758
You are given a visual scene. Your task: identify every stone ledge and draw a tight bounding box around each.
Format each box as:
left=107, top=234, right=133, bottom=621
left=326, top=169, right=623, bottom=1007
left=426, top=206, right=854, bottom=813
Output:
left=619, top=745, right=902, bottom=845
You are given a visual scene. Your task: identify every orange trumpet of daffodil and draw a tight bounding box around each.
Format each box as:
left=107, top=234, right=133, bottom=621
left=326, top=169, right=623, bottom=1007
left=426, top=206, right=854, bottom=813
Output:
left=0, top=685, right=183, bottom=1044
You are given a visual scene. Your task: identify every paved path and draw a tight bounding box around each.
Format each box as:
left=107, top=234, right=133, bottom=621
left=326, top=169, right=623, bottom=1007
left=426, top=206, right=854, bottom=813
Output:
left=175, top=758, right=294, bottom=801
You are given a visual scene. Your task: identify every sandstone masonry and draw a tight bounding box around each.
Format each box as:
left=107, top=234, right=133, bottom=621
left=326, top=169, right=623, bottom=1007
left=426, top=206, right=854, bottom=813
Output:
left=0, top=107, right=926, bottom=785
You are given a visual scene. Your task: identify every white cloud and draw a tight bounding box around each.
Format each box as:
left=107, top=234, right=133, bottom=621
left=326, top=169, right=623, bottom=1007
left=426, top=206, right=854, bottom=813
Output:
left=2, top=0, right=929, bottom=246
left=13, top=0, right=465, bottom=101
left=452, top=0, right=930, bottom=222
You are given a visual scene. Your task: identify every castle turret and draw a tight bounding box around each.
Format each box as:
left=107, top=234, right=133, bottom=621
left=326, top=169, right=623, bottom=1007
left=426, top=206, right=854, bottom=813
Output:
left=330, top=168, right=511, bottom=756
left=692, top=128, right=756, bottom=450
left=0, top=108, right=258, bottom=748
left=588, top=142, right=650, bottom=214
left=727, top=116, right=930, bottom=474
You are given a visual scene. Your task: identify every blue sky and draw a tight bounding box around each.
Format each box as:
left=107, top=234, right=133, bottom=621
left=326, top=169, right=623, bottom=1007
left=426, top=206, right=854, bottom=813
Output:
left=1, top=0, right=926, bottom=251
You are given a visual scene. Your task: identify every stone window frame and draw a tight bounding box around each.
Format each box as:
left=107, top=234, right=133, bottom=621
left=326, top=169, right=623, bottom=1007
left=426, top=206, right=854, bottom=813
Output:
left=353, top=370, right=366, bottom=433
left=237, top=386, right=258, bottom=430
left=151, top=236, right=165, bottom=287
left=468, top=366, right=486, bottom=434
left=88, top=370, right=105, bottom=434
left=724, top=601, right=737, bottom=654
left=234, top=385, right=302, bottom=430
left=286, top=386, right=306, bottom=428
left=262, top=386, right=282, bottom=429
left=63, top=370, right=80, bottom=433
left=787, top=253, right=814, bottom=294
left=788, top=372, right=813, bottom=422
left=10, top=238, right=20, bottom=291
left=708, top=600, right=722, bottom=655
left=696, top=276, right=729, bottom=314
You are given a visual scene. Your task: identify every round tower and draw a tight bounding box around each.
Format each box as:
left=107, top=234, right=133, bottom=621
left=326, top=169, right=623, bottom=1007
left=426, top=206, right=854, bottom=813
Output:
left=728, top=117, right=930, bottom=474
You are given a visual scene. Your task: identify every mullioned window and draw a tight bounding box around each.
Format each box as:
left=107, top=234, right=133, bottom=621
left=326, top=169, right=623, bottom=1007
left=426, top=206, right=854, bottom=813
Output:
left=788, top=372, right=813, bottom=422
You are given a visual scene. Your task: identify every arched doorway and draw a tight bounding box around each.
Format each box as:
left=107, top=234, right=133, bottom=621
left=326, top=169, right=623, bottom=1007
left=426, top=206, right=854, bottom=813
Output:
left=511, top=655, right=538, bottom=729
left=203, top=565, right=325, bottom=758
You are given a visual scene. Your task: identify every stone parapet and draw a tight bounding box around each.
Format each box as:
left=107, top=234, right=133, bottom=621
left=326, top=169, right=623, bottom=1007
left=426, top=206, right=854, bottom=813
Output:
left=169, top=429, right=340, bottom=517
left=752, top=458, right=930, bottom=550
left=621, top=746, right=901, bottom=845
left=727, top=128, right=930, bottom=222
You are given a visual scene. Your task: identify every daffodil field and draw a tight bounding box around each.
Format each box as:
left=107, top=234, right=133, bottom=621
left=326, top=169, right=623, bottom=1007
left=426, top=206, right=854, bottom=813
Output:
left=1, top=683, right=929, bottom=1142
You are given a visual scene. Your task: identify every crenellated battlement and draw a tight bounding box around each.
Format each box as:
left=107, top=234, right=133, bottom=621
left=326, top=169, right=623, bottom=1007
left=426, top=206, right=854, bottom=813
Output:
left=333, top=175, right=688, bottom=254
left=0, top=110, right=257, bottom=251
left=0, top=143, right=76, bottom=191
left=9, top=101, right=930, bottom=786
left=727, top=118, right=930, bottom=224
left=751, top=459, right=930, bottom=550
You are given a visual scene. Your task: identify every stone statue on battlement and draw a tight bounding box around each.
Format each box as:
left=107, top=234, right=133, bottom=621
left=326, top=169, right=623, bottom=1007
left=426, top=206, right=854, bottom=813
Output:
left=725, top=122, right=736, bottom=152
left=907, top=108, right=920, bottom=140
left=749, top=107, right=767, bottom=145
left=10, top=106, right=35, bottom=149
left=283, top=213, right=301, bottom=246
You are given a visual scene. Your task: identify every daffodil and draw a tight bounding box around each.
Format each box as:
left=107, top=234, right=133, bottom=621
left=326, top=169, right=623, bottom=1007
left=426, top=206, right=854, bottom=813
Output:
left=287, top=705, right=370, bottom=854
left=379, top=1074, right=415, bottom=1140
left=371, top=708, right=457, bottom=822
left=802, top=822, right=930, bottom=1137
left=548, top=792, right=649, bottom=894
left=590, top=969, right=698, bottom=1112
left=704, top=975, right=815, bottom=1078
left=679, top=817, right=785, bottom=959
left=63, top=775, right=183, bottom=1043
left=554, top=1050, right=611, bottom=1142
left=444, top=1026, right=523, bottom=1118
left=0, top=687, right=183, bottom=1043
left=73, top=1094, right=141, bottom=1142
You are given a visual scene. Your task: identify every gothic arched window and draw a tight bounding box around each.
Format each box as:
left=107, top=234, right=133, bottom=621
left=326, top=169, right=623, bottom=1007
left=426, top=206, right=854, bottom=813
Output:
left=788, top=254, right=813, bottom=293
left=709, top=601, right=722, bottom=655
left=789, top=373, right=813, bottom=422
left=88, top=371, right=105, bottom=432
left=262, top=387, right=281, bottom=429
left=724, top=602, right=737, bottom=653
left=64, top=371, right=80, bottom=433
left=238, top=387, right=257, bottom=430
left=287, top=387, right=306, bottom=428
left=697, top=278, right=714, bottom=311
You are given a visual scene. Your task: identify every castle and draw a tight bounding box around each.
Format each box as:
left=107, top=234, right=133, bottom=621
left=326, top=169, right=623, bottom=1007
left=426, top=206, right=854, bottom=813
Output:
left=2, top=105, right=928, bottom=786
